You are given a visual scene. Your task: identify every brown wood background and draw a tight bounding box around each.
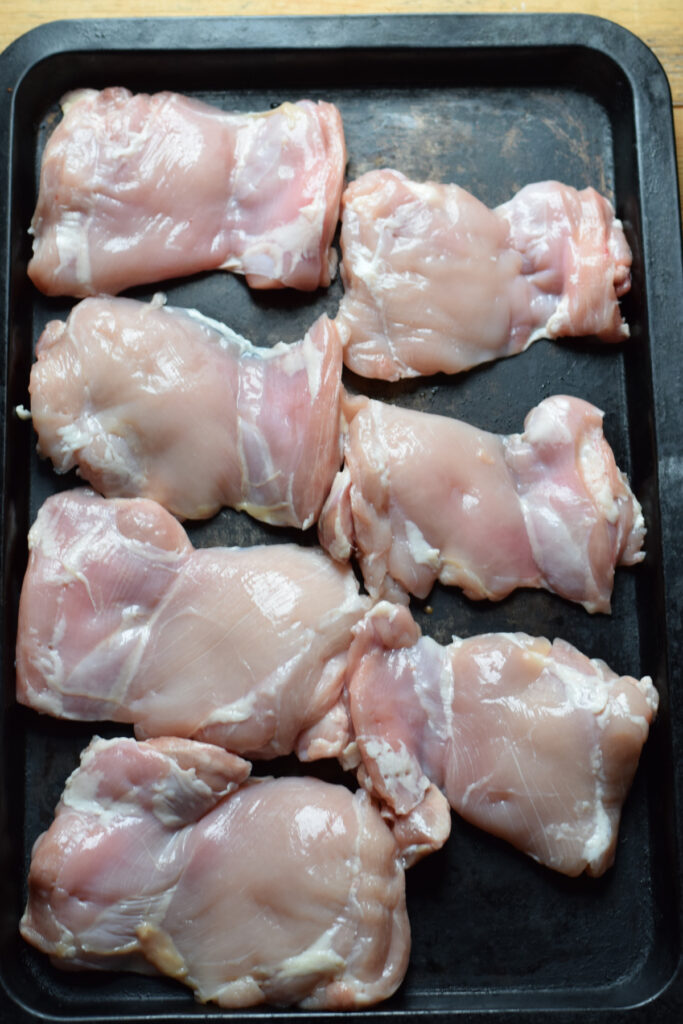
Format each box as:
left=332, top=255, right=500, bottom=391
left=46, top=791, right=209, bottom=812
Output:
left=1, top=1, right=680, bottom=225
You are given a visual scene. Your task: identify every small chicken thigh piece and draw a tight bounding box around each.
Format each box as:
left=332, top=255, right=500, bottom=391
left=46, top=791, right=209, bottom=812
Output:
left=28, top=88, right=346, bottom=296
left=345, top=603, right=658, bottom=877
left=16, top=489, right=370, bottom=760
left=336, top=170, right=631, bottom=380
left=21, top=736, right=410, bottom=1009
left=29, top=296, right=343, bottom=527
left=319, top=393, right=644, bottom=612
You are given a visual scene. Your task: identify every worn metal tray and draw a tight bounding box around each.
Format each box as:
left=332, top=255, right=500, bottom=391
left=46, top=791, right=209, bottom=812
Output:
left=1, top=13, right=682, bottom=1023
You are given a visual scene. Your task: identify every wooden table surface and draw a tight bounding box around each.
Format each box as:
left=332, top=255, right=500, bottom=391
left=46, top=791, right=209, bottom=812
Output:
left=1, top=0, right=681, bottom=222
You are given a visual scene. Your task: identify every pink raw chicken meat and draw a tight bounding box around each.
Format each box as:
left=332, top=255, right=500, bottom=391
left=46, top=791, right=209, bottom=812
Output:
left=336, top=169, right=632, bottom=380
left=20, top=736, right=410, bottom=1009
left=28, top=87, right=346, bottom=296
left=16, top=489, right=371, bottom=761
left=319, top=393, right=645, bottom=612
left=342, top=602, right=658, bottom=877
left=28, top=296, right=343, bottom=527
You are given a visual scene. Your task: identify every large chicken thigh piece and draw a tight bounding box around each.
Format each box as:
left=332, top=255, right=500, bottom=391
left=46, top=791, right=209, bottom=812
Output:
left=21, top=736, right=410, bottom=1009
left=336, top=169, right=632, bottom=380
left=343, top=603, right=658, bottom=877
left=28, top=87, right=346, bottom=296
left=319, top=393, right=644, bottom=612
left=16, top=489, right=371, bottom=760
left=29, top=296, right=343, bottom=526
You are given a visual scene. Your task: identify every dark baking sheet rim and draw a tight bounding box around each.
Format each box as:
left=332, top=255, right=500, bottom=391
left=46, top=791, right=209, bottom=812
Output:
left=1, top=12, right=682, bottom=1024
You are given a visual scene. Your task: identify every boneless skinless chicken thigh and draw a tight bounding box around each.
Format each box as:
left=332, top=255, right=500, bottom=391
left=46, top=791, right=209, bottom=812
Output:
left=335, top=169, right=632, bottom=379
left=29, top=296, right=343, bottom=527
left=28, top=88, right=346, bottom=295
left=342, top=603, right=658, bottom=877
left=20, top=736, right=410, bottom=1009
left=16, top=489, right=370, bottom=761
left=319, top=392, right=644, bottom=611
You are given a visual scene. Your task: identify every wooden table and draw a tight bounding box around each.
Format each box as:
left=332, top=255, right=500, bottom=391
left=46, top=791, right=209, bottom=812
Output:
left=1, top=0, right=680, bottom=221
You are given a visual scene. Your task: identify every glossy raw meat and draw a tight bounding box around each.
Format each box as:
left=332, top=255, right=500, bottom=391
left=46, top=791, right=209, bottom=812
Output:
left=29, top=296, right=343, bottom=526
left=16, top=489, right=370, bottom=760
left=21, top=736, right=410, bottom=1009
left=343, top=603, right=658, bottom=877
left=319, top=393, right=644, bottom=612
left=336, top=170, right=632, bottom=380
left=28, top=87, right=346, bottom=296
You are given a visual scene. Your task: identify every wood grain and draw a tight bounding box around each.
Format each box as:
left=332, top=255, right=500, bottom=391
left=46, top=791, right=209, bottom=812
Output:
left=1, top=0, right=680, bottom=222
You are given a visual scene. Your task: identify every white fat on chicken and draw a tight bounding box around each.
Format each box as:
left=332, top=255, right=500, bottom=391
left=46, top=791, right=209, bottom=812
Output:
left=20, top=736, right=410, bottom=1009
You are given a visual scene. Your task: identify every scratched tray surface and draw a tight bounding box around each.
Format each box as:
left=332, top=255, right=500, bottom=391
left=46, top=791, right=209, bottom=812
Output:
left=0, top=14, right=681, bottom=1024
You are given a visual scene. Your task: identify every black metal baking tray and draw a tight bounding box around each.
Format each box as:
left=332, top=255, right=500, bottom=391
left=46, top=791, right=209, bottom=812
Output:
left=1, top=13, right=682, bottom=1023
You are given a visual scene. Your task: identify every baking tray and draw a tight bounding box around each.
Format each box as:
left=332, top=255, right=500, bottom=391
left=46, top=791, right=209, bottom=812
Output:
left=1, top=12, right=682, bottom=1023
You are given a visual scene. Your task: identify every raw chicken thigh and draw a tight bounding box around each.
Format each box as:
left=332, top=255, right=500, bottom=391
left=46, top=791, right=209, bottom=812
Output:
left=319, top=393, right=644, bottom=611
left=28, top=87, right=346, bottom=296
left=21, top=736, right=410, bottom=1009
left=29, top=296, right=343, bottom=527
left=16, top=489, right=370, bottom=760
left=343, top=603, right=658, bottom=877
left=336, top=170, right=632, bottom=380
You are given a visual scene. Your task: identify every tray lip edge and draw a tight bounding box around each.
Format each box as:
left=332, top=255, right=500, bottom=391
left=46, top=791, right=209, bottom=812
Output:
left=1, top=11, right=682, bottom=1023
left=0, top=12, right=672, bottom=80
